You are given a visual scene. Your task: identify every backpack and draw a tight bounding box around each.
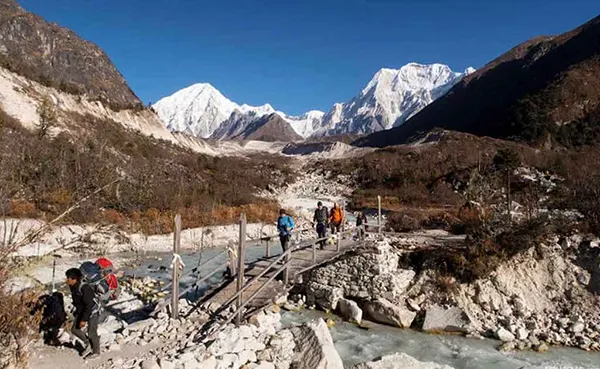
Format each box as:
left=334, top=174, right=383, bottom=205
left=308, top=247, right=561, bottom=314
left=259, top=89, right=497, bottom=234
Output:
left=96, top=257, right=119, bottom=298
left=79, top=261, right=113, bottom=307
left=315, top=207, right=328, bottom=224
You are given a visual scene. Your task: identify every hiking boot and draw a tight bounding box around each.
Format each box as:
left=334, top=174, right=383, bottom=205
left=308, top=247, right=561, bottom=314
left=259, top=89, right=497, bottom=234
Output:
left=85, top=353, right=101, bottom=360
left=79, top=346, right=92, bottom=358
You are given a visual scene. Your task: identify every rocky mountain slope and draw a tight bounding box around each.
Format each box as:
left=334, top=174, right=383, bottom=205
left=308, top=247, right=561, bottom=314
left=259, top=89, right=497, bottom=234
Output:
left=357, top=15, right=600, bottom=147
left=313, top=63, right=474, bottom=137
left=0, top=0, right=142, bottom=110
left=154, top=63, right=472, bottom=141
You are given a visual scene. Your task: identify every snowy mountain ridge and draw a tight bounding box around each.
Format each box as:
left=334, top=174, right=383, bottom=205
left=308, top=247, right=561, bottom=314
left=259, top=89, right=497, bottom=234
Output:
left=153, top=62, right=474, bottom=140
left=313, top=63, right=475, bottom=137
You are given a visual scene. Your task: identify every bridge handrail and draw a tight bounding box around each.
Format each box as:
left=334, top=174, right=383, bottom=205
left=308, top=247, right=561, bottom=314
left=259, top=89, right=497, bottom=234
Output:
left=216, top=228, right=355, bottom=317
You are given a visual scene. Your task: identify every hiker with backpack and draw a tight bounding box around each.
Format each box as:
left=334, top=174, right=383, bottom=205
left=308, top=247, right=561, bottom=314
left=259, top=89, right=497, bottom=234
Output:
left=65, top=268, right=101, bottom=359
left=329, top=202, right=344, bottom=235
left=277, top=209, right=294, bottom=252
left=313, top=201, right=329, bottom=249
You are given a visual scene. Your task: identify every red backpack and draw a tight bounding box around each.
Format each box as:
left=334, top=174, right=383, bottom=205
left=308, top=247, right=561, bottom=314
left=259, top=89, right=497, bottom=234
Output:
left=95, top=257, right=119, bottom=298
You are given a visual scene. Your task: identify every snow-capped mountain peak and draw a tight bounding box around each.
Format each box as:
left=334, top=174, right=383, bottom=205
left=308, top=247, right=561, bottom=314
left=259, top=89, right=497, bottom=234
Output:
left=154, top=84, right=280, bottom=138
left=313, top=62, right=474, bottom=137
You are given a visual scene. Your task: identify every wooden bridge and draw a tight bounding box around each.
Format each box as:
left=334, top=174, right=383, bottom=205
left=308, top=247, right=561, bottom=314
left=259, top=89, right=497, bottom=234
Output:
left=151, top=197, right=386, bottom=339
left=153, top=219, right=377, bottom=336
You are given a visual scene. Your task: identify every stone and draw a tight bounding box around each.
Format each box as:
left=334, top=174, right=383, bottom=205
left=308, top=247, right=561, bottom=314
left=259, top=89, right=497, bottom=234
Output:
left=422, top=306, right=473, bottom=334
left=570, top=322, right=585, bottom=334
left=195, top=356, right=217, bottom=369
left=141, top=359, right=161, bottom=369
left=364, top=298, right=416, bottom=328
left=128, top=318, right=157, bottom=332
left=406, top=299, right=421, bottom=312
left=498, top=341, right=517, bottom=352
left=248, top=311, right=281, bottom=337
left=290, top=319, right=344, bottom=369
left=108, top=343, right=122, bottom=352
left=183, top=359, right=200, bottom=369
left=269, top=329, right=296, bottom=362
left=496, top=327, right=515, bottom=342
left=516, top=327, right=529, bottom=340
left=338, top=298, right=363, bottom=324
left=534, top=342, right=549, bottom=352
left=349, top=353, right=454, bottom=369
left=217, top=353, right=239, bottom=369
left=159, top=359, right=175, bottom=369
left=238, top=350, right=257, bottom=365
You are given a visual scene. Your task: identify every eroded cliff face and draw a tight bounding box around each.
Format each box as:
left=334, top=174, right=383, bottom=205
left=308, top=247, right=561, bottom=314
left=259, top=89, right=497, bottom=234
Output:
left=0, top=0, right=142, bottom=110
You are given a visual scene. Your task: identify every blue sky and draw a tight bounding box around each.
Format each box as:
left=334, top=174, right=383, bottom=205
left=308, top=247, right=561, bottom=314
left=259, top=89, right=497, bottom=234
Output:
left=19, top=0, right=600, bottom=115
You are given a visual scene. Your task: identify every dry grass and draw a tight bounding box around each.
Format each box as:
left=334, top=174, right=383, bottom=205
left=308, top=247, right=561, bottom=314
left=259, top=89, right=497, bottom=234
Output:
left=0, top=108, right=294, bottom=234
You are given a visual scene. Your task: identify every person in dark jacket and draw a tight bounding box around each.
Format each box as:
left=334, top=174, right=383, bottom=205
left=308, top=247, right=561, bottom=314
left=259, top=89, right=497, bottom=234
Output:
left=29, top=292, right=67, bottom=346
left=356, top=211, right=368, bottom=239
left=313, top=201, right=329, bottom=249
left=277, top=209, right=294, bottom=252
left=65, top=268, right=100, bottom=359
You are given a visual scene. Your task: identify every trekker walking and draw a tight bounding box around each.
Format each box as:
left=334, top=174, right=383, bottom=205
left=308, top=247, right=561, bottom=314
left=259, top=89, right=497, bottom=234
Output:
left=277, top=209, right=294, bottom=252
left=313, top=201, right=329, bottom=249
left=329, top=202, right=344, bottom=235
left=225, top=240, right=237, bottom=278
left=65, top=268, right=100, bottom=360
left=356, top=211, right=368, bottom=239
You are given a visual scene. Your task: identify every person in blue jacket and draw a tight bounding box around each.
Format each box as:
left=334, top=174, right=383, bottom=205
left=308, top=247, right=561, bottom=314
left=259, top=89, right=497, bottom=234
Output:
left=277, top=209, right=294, bottom=252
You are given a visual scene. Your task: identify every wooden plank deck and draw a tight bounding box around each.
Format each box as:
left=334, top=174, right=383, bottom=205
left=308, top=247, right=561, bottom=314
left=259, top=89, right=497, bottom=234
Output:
left=208, top=235, right=360, bottom=310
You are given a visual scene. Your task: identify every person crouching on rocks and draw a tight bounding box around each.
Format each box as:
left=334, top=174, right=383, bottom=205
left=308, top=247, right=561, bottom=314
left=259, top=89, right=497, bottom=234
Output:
left=29, top=291, right=67, bottom=346
left=277, top=209, right=294, bottom=252
left=313, top=201, right=329, bottom=250
left=329, top=202, right=344, bottom=235
left=65, top=268, right=100, bottom=360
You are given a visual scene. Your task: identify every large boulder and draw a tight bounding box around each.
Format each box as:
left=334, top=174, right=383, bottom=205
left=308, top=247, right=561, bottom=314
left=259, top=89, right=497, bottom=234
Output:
left=290, top=319, right=344, bottom=369
left=338, top=298, right=363, bottom=324
left=350, top=353, right=455, bottom=369
left=422, top=306, right=473, bottom=334
left=495, top=327, right=515, bottom=342
left=364, top=298, right=416, bottom=328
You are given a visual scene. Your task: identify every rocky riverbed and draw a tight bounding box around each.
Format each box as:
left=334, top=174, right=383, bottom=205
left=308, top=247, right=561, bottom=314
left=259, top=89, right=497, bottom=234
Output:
left=300, top=233, right=600, bottom=354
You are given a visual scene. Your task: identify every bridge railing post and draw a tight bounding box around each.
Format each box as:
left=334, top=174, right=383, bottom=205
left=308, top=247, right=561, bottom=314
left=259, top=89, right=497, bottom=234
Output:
left=378, top=195, right=382, bottom=234
left=171, top=214, right=182, bottom=319
left=236, top=213, right=247, bottom=326
left=266, top=238, right=270, bottom=258
left=336, top=232, right=341, bottom=252
left=283, top=250, right=290, bottom=285
left=312, top=241, right=317, bottom=265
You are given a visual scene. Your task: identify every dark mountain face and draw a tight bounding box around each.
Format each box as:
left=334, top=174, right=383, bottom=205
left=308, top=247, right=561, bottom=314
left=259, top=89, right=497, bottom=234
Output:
left=0, top=0, right=142, bottom=110
left=357, top=15, right=600, bottom=148
left=233, top=113, right=302, bottom=142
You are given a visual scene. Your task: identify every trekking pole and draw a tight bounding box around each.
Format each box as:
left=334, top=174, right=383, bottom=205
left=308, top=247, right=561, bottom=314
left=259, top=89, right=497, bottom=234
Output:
left=51, top=254, right=62, bottom=292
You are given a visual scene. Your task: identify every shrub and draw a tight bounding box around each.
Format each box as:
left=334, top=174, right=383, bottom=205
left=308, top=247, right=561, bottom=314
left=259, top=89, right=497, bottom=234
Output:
left=0, top=110, right=294, bottom=234
left=405, top=217, right=550, bottom=283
